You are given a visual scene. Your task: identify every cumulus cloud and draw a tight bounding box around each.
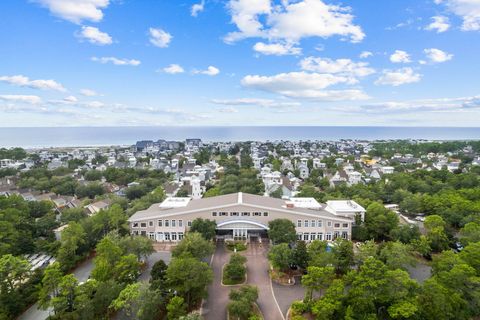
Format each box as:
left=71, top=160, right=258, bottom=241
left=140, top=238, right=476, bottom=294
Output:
left=161, top=64, right=185, bottom=74
left=435, top=0, right=480, bottom=31
left=299, top=57, right=375, bottom=82
left=225, top=0, right=364, bottom=45
left=191, top=0, right=205, bottom=17
left=77, top=26, right=112, bottom=45
left=0, top=75, right=66, bottom=91
left=149, top=28, right=172, bottom=48
left=34, top=0, right=110, bottom=24
left=0, top=94, right=42, bottom=104
left=375, top=67, right=421, bottom=86
left=193, top=66, right=220, bottom=76
left=63, top=95, right=78, bottom=103
left=216, top=107, right=239, bottom=113
left=423, top=48, right=453, bottom=63
left=253, top=42, right=301, bottom=56
left=91, top=56, right=141, bottom=66
left=80, top=88, right=98, bottom=96
left=425, top=16, right=450, bottom=33
left=359, top=51, right=373, bottom=59
left=241, top=71, right=369, bottom=101
left=390, top=50, right=411, bottom=63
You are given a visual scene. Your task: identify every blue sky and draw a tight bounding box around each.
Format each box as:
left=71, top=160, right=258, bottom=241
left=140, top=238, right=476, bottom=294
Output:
left=0, top=0, right=479, bottom=127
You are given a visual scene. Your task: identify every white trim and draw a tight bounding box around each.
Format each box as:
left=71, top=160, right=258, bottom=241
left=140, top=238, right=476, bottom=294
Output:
left=217, top=219, right=269, bottom=230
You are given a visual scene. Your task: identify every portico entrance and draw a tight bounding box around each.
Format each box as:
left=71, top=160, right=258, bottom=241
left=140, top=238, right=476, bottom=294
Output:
left=216, top=219, right=269, bottom=241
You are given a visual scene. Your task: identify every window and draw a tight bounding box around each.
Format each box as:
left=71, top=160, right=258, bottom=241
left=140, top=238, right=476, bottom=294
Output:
left=171, top=232, right=177, bottom=241
left=325, top=233, right=332, bottom=241
left=148, top=232, right=155, bottom=240
left=311, top=220, right=316, bottom=228
left=334, top=223, right=340, bottom=228
left=179, top=220, right=183, bottom=227
left=253, top=212, right=261, bottom=216
left=310, top=233, right=316, bottom=241
left=327, top=221, right=332, bottom=227
left=187, top=221, right=192, bottom=227
left=158, top=220, right=162, bottom=227
left=333, top=231, right=340, bottom=239
left=133, top=230, right=139, bottom=235
left=157, top=232, right=164, bottom=241
left=212, top=212, right=217, bottom=216
left=318, top=233, right=323, bottom=240
left=140, top=230, right=147, bottom=236
left=132, top=222, right=138, bottom=228
left=342, top=223, right=348, bottom=228
left=263, top=212, right=268, bottom=216
left=297, top=220, right=302, bottom=227
left=165, top=220, right=169, bottom=227
left=297, top=233, right=302, bottom=240
left=304, top=220, right=309, bottom=227
left=318, top=220, right=323, bottom=227
left=164, top=232, right=170, bottom=241
left=140, top=222, right=147, bottom=228
left=231, top=212, right=239, bottom=216
left=303, top=233, right=309, bottom=241
left=241, top=212, right=250, bottom=216
left=342, top=231, right=348, bottom=239
left=178, top=232, right=184, bottom=240
left=149, top=221, right=153, bottom=227
left=219, top=212, right=228, bottom=216
left=172, top=220, right=176, bottom=227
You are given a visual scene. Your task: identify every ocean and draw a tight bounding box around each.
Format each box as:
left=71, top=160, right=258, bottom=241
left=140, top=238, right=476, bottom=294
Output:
left=1, top=126, right=480, bottom=148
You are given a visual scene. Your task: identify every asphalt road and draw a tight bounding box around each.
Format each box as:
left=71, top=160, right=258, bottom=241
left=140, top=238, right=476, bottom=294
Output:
left=18, top=256, right=95, bottom=320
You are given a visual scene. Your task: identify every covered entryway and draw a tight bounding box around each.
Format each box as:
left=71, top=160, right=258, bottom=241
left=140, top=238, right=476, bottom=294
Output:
left=216, top=219, right=269, bottom=241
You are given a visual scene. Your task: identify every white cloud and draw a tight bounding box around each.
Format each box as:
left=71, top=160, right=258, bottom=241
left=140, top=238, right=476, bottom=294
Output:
left=63, top=95, right=78, bottom=103
left=423, top=48, right=453, bottom=63
left=162, top=64, right=185, bottom=74
left=80, top=88, right=98, bottom=96
left=85, top=101, right=105, bottom=108
left=253, top=42, right=301, bottom=55
left=91, top=56, right=141, bottom=66
left=149, top=28, right=172, bottom=48
left=359, top=51, right=373, bottom=59
left=0, top=94, right=42, bottom=104
left=77, top=26, right=112, bottom=45
left=0, top=75, right=66, bottom=91
left=435, top=0, right=480, bottom=31
left=241, top=71, right=369, bottom=101
left=425, top=16, right=450, bottom=33
left=34, top=0, right=110, bottom=24
left=211, top=98, right=300, bottom=108
left=225, top=0, right=364, bottom=44
left=375, top=67, right=421, bottom=86
left=217, top=107, right=239, bottom=113
left=390, top=50, right=411, bottom=63
left=191, top=0, right=205, bottom=17
left=299, top=57, right=375, bottom=82
left=193, top=66, right=220, bottom=76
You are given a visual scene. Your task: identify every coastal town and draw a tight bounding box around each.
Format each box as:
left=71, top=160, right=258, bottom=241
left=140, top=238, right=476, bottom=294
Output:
left=1, top=138, right=480, bottom=319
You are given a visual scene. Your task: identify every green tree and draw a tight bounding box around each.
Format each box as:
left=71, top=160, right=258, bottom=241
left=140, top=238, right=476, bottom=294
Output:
left=332, top=239, right=354, bottom=274
left=302, top=266, right=335, bottom=301
left=166, top=256, right=213, bottom=308
left=292, top=241, right=309, bottom=269
left=459, top=222, right=480, bottom=246
left=150, top=259, right=168, bottom=290
left=39, top=262, right=63, bottom=309
left=190, top=218, right=217, bottom=240
left=268, top=243, right=293, bottom=271
left=167, top=296, right=187, bottom=320
left=110, top=282, right=142, bottom=317
left=51, top=274, right=78, bottom=314
left=379, top=241, right=416, bottom=271
left=114, top=254, right=141, bottom=283
left=172, top=232, right=214, bottom=260
left=268, top=219, right=297, bottom=244
left=308, top=240, right=335, bottom=268
left=56, top=222, right=86, bottom=271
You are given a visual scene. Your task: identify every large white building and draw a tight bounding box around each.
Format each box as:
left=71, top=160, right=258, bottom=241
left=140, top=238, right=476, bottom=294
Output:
left=128, top=192, right=365, bottom=243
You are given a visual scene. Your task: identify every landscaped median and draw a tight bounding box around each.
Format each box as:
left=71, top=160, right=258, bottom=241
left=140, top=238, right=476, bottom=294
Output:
left=222, top=253, right=247, bottom=285
left=227, top=285, right=264, bottom=320
left=225, top=240, right=248, bottom=252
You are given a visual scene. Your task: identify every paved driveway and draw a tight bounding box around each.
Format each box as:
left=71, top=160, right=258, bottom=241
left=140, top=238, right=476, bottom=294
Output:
left=272, top=276, right=305, bottom=317
left=202, top=242, right=233, bottom=320
left=203, top=241, right=284, bottom=320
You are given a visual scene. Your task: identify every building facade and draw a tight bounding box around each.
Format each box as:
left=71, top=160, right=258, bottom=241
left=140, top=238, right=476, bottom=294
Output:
left=128, top=192, right=365, bottom=243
